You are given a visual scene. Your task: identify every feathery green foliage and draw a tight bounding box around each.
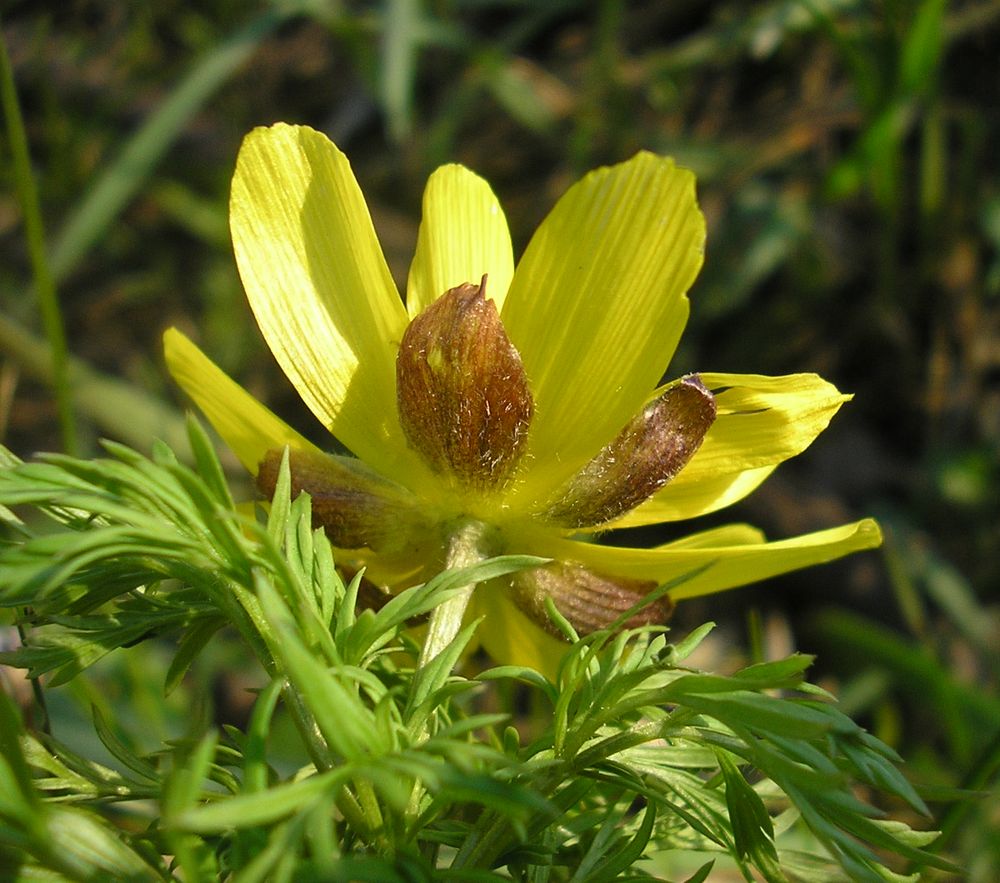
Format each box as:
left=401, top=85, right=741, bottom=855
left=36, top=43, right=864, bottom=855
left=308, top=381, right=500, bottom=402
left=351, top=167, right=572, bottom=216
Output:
left=0, top=422, right=953, bottom=880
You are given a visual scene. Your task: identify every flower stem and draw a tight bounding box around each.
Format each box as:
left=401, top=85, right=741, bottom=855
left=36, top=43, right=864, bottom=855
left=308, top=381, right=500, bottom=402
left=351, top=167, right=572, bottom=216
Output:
left=418, top=519, right=489, bottom=667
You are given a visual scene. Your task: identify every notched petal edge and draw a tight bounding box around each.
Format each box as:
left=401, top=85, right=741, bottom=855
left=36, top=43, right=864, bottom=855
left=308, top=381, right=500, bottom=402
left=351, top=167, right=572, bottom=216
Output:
left=396, top=278, right=533, bottom=491
left=543, top=374, right=717, bottom=528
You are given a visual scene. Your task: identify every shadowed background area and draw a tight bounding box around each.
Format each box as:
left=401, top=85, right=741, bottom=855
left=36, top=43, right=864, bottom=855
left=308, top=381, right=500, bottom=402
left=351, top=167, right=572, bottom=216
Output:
left=2, top=2, right=998, bottom=877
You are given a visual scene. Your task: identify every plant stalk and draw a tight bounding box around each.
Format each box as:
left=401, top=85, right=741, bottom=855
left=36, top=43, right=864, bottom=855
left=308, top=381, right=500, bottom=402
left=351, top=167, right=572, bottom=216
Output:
left=0, top=18, right=77, bottom=454
left=418, top=519, right=489, bottom=668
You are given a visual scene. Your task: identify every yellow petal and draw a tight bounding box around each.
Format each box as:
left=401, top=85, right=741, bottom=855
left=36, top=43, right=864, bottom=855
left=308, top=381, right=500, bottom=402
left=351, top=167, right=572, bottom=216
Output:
left=470, top=582, right=570, bottom=678
left=660, top=523, right=766, bottom=549
left=230, top=124, right=410, bottom=478
left=513, top=519, right=882, bottom=602
left=610, top=373, right=850, bottom=526
left=619, top=465, right=778, bottom=529
left=163, top=328, right=320, bottom=473
left=406, top=164, right=515, bottom=318
left=501, top=152, right=705, bottom=501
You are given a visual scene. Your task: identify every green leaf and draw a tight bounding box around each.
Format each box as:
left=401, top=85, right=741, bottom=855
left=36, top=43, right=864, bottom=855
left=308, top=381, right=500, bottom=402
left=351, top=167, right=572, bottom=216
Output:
left=255, top=573, right=382, bottom=762
left=164, top=615, right=226, bottom=696
left=185, top=414, right=234, bottom=511
left=0, top=689, right=42, bottom=822
left=668, top=622, right=716, bottom=662
left=717, top=750, right=782, bottom=882
left=163, top=731, right=220, bottom=820
left=243, top=678, right=284, bottom=796
left=43, top=806, right=162, bottom=881
left=574, top=800, right=657, bottom=881
left=838, top=739, right=929, bottom=816
left=92, top=706, right=160, bottom=784
left=476, top=665, right=557, bottom=701
left=265, top=446, right=293, bottom=545
left=681, top=860, right=717, bottom=883
left=671, top=691, right=846, bottom=740
left=405, top=618, right=481, bottom=727
left=343, top=555, right=545, bottom=663
left=733, top=654, right=813, bottom=687
left=311, top=524, right=341, bottom=626
left=176, top=769, right=350, bottom=832
left=334, top=567, right=364, bottom=644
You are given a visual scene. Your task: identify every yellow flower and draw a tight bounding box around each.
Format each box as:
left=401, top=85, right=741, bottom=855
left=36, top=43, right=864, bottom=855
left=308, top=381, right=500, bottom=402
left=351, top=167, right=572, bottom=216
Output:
left=164, top=123, right=881, bottom=671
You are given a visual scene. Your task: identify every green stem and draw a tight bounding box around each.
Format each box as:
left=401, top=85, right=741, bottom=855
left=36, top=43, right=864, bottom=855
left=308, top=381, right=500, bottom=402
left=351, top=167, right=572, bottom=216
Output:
left=353, top=777, right=387, bottom=846
left=16, top=617, right=49, bottom=735
left=231, top=581, right=387, bottom=847
left=417, top=519, right=489, bottom=667
left=0, top=18, right=77, bottom=454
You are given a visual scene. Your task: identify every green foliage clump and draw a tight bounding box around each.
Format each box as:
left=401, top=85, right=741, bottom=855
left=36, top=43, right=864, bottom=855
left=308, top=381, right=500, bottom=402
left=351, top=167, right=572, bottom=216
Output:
left=0, top=421, right=953, bottom=881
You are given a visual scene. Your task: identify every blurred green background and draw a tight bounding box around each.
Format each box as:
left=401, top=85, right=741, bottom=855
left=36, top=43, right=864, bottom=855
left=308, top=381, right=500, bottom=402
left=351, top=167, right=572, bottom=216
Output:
left=2, top=1, right=998, bottom=877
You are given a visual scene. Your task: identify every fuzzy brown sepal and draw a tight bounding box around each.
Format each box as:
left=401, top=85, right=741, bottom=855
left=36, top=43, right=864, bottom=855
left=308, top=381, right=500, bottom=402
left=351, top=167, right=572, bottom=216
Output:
left=543, top=374, right=716, bottom=528
left=511, top=560, right=673, bottom=638
left=257, top=447, right=425, bottom=553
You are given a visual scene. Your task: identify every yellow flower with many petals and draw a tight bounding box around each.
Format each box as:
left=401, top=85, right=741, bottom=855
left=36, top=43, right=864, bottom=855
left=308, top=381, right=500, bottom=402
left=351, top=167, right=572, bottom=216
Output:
left=164, top=123, right=881, bottom=671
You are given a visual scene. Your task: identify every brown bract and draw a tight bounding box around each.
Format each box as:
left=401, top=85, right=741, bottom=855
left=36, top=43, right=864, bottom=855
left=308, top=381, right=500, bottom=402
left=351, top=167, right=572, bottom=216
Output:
left=257, top=447, right=423, bottom=553
left=396, top=279, right=533, bottom=491
left=511, top=561, right=672, bottom=637
left=543, top=375, right=717, bottom=528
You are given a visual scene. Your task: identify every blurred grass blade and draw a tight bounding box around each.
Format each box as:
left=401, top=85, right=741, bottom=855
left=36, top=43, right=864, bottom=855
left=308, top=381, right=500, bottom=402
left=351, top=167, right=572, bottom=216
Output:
left=48, top=9, right=290, bottom=282
left=899, top=0, right=948, bottom=97
left=480, top=53, right=563, bottom=135
left=0, top=14, right=77, bottom=454
left=381, top=0, right=419, bottom=143
left=0, top=312, right=190, bottom=457
left=812, top=608, right=1000, bottom=764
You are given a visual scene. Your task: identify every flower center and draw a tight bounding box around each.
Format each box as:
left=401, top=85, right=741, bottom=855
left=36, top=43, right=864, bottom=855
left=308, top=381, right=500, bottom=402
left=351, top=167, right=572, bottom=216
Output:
left=255, top=282, right=715, bottom=568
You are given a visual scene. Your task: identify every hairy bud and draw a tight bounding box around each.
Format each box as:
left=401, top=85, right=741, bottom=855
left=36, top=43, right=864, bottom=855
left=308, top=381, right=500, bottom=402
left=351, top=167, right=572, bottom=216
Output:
left=397, top=279, right=533, bottom=491
left=512, top=561, right=672, bottom=637
left=544, top=375, right=716, bottom=528
left=257, top=447, right=424, bottom=553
